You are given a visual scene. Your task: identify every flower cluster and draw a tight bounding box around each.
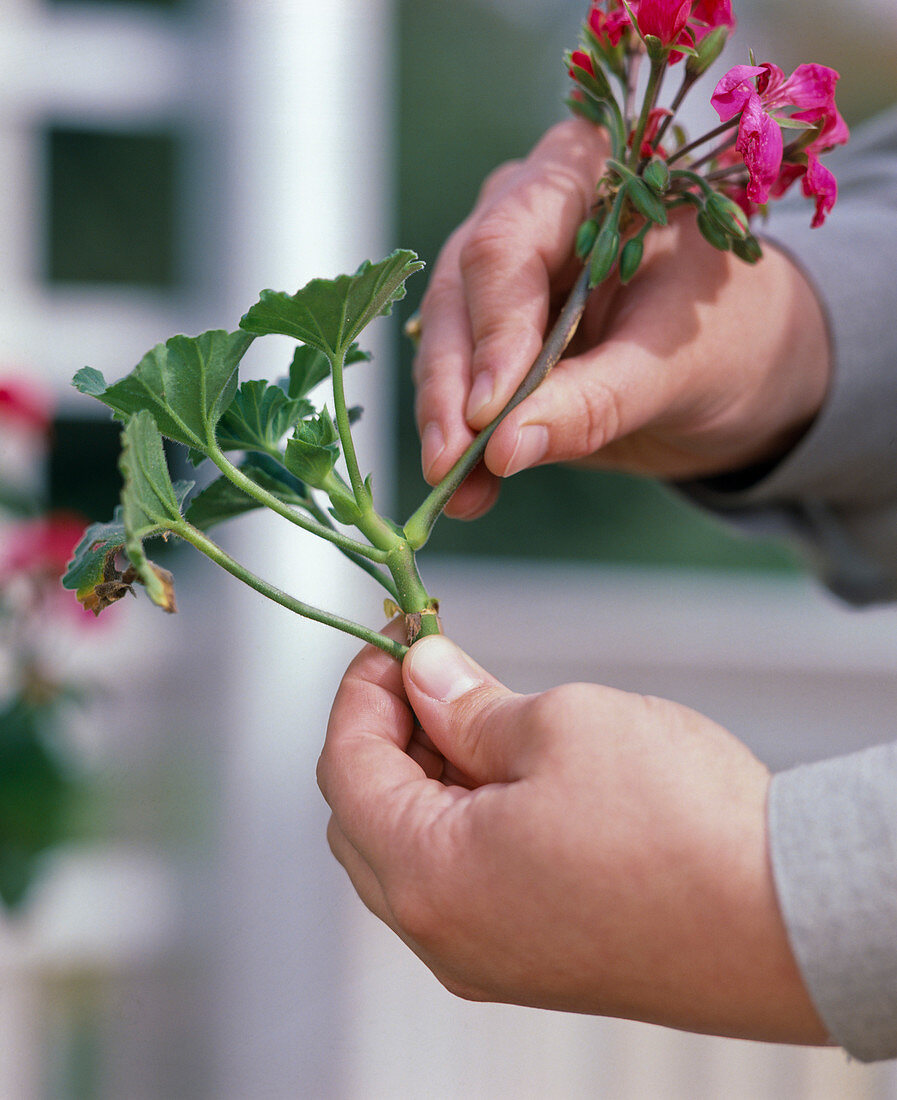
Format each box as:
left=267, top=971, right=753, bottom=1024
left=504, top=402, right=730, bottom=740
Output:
left=711, top=62, right=848, bottom=227
left=567, top=0, right=847, bottom=276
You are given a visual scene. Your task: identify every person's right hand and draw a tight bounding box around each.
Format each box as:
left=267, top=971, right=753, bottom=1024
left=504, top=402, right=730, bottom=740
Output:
left=414, top=118, right=832, bottom=519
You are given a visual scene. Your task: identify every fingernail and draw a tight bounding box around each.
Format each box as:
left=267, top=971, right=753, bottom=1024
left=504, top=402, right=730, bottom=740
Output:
left=502, top=424, right=549, bottom=477
left=465, top=371, right=494, bottom=423
left=406, top=636, right=484, bottom=703
left=421, top=421, right=445, bottom=481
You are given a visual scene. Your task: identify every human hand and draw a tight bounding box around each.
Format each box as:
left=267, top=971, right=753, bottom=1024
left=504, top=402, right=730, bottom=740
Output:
left=414, top=118, right=831, bottom=519
left=318, top=631, right=829, bottom=1045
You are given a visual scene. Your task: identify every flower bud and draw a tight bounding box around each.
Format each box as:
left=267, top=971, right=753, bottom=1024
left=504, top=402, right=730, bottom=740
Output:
left=732, top=234, right=763, bottom=264
left=644, top=34, right=667, bottom=64
left=696, top=210, right=731, bottom=252
left=619, top=237, right=644, bottom=284
left=626, top=178, right=668, bottom=226
left=686, top=26, right=728, bottom=78
left=566, top=50, right=612, bottom=100
left=642, top=157, right=671, bottom=194
left=575, top=217, right=600, bottom=259
left=589, top=221, right=621, bottom=287
left=705, top=192, right=750, bottom=239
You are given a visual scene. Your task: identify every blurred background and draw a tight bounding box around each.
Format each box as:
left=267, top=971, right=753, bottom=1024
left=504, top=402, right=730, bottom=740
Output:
left=1, top=0, right=896, bottom=1096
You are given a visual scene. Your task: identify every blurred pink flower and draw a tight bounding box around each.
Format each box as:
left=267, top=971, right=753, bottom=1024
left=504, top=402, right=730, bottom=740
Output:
left=0, top=513, right=96, bottom=625
left=0, top=378, right=52, bottom=435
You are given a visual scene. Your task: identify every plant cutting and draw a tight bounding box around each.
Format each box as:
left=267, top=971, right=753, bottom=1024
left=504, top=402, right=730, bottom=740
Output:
left=62, top=1, right=847, bottom=659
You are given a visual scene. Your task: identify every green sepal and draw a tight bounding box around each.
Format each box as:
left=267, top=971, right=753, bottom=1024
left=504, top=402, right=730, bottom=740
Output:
left=239, top=251, right=425, bottom=360
left=284, top=342, right=370, bottom=399
left=216, top=380, right=314, bottom=455
left=589, top=221, right=621, bottom=287
left=696, top=209, right=732, bottom=251
left=625, top=178, right=668, bottom=225
left=185, top=456, right=312, bottom=532
left=565, top=52, right=613, bottom=101
left=686, top=25, right=728, bottom=77
left=283, top=408, right=341, bottom=488
left=643, top=157, right=671, bottom=194
left=575, top=217, right=601, bottom=260
left=732, top=234, right=763, bottom=264
left=565, top=95, right=610, bottom=129
left=582, top=24, right=626, bottom=79
left=704, top=191, right=750, bottom=239
left=644, top=34, right=667, bottom=63
left=619, top=237, right=645, bottom=284
left=328, top=493, right=362, bottom=526
left=72, top=330, right=254, bottom=452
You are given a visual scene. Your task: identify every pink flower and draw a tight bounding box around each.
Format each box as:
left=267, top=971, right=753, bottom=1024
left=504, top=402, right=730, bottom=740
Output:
left=635, top=0, right=693, bottom=46
left=689, top=0, right=736, bottom=43
left=588, top=3, right=630, bottom=48
left=0, top=514, right=86, bottom=585
left=711, top=62, right=847, bottom=223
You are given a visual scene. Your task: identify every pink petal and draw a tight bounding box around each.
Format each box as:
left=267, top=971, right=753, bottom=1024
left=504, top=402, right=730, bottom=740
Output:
left=777, top=63, right=840, bottom=112
left=736, top=94, right=784, bottom=203
left=803, top=154, right=838, bottom=227
left=690, top=0, right=737, bottom=34
left=637, top=0, right=692, bottom=44
left=711, top=65, right=765, bottom=122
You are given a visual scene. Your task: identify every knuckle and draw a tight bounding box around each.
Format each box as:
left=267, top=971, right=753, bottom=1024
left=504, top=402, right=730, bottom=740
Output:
left=458, top=212, right=518, bottom=274
left=387, top=876, right=443, bottom=946
left=578, top=377, right=624, bottom=456
left=477, top=158, right=522, bottom=203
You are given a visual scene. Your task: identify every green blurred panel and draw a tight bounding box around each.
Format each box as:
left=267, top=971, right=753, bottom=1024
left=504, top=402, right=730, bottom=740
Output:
left=396, top=0, right=798, bottom=572
left=46, top=127, right=179, bottom=286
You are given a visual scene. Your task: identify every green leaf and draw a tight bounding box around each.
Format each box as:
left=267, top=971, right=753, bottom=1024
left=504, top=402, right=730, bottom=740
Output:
left=62, top=509, right=127, bottom=609
left=284, top=342, right=371, bottom=399
left=62, top=468, right=192, bottom=616
left=119, top=411, right=190, bottom=612
left=239, top=250, right=425, bottom=359
left=216, top=380, right=313, bottom=455
left=283, top=408, right=341, bottom=488
left=185, top=457, right=311, bottom=532
left=73, top=330, right=254, bottom=451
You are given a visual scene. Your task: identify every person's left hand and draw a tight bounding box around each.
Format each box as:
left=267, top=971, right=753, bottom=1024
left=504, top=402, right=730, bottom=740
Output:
left=318, top=630, right=828, bottom=1045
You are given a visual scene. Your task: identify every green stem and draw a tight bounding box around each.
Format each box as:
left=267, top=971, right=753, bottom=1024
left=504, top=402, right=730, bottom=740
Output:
left=207, top=444, right=389, bottom=563
left=667, top=118, right=738, bottom=167
left=330, top=348, right=366, bottom=502
left=628, top=56, right=666, bottom=170
left=651, top=70, right=696, bottom=152
left=176, top=521, right=407, bottom=660
left=385, top=540, right=442, bottom=639
left=404, top=262, right=593, bottom=550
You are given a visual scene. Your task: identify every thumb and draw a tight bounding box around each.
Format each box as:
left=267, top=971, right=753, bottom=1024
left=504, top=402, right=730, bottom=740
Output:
left=402, top=634, right=535, bottom=784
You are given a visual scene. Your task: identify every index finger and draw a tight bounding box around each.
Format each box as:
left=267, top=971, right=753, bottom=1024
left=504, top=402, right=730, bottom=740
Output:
left=414, top=119, right=608, bottom=479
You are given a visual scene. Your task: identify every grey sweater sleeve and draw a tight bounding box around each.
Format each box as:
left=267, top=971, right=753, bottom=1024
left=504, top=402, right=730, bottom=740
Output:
left=679, top=107, right=897, bottom=1060
left=684, top=104, right=897, bottom=605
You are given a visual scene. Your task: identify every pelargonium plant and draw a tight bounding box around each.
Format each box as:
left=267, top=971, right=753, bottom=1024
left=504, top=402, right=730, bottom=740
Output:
left=62, top=0, right=847, bottom=659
